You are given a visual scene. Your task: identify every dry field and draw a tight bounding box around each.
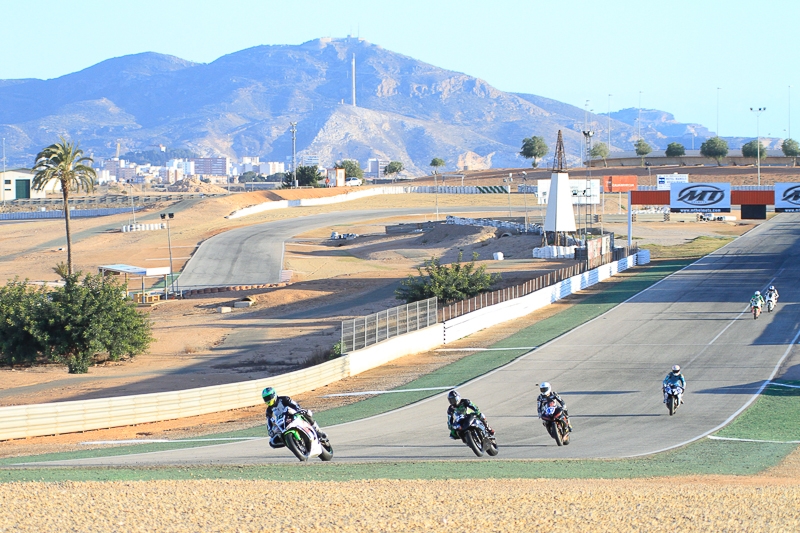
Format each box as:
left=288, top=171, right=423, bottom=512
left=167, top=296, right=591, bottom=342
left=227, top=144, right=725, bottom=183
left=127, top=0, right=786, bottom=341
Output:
left=1, top=473, right=799, bottom=532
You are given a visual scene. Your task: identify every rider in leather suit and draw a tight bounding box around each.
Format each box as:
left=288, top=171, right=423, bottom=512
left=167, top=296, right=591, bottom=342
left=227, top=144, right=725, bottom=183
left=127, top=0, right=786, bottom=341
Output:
left=262, top=387, right=327, bottom=449
left=537, top=382, right=573, bottom=432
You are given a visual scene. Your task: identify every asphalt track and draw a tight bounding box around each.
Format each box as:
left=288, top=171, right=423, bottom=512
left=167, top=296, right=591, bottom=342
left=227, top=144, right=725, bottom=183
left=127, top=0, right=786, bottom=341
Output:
left=32, top=214, right=800, bottom=466
left=176, top=206, right=532, bottom=288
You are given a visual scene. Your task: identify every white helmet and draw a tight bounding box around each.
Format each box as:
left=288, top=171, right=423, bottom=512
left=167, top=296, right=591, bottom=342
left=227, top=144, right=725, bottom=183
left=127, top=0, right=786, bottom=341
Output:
left=769, top=286, right=775, bottom=291
left=672, top=365, right=681, bottom=375
left=539, top=382, right=552, bottom=395
left=755, top=291, right=761, bottom=296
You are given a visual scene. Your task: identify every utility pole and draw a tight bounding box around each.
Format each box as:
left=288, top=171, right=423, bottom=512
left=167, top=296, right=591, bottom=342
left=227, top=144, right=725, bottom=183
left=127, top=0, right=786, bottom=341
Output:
left=607, top=94, right=612, bottom=150
left=1, top=138, right=5, bottom=207
left=352, top=54, right=356, bottom=107
left=716, top=87, right=721, bottom=137
left=290, top=122, right=297, bottom=188
left=750, top=107, right=766, bottom=186
left=638, top=91, right=642, bottom=140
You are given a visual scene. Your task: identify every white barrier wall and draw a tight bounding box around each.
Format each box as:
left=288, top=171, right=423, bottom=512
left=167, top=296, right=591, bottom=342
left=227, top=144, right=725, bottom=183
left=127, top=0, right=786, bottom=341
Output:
left=0, top=324, right=441, bottom=440
left=442, top=255, right=636, bottom=344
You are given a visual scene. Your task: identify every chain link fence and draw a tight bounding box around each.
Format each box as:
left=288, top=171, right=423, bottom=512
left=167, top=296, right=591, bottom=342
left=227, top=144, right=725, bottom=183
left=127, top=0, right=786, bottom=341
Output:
left=341, top=297, right=438, bottom=353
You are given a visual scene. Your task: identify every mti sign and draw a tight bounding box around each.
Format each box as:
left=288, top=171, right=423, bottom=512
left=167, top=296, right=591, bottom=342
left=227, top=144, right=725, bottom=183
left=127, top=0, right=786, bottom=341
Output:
left=670, top=183, right=731, bottom=212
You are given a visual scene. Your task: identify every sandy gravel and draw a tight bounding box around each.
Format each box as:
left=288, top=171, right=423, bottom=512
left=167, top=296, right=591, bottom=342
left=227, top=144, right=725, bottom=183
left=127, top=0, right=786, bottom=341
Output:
left=1, top=477, right=798, bottom=532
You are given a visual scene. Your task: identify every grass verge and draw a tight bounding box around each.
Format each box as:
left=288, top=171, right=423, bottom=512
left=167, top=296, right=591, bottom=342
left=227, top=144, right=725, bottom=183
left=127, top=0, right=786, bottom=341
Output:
left=643, top=236, right=735, bottom=259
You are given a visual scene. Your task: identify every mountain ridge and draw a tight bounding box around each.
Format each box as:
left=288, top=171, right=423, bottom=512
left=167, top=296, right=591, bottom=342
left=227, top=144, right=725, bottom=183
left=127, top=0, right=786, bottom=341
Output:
left=0, top=38, right=723, bottom=172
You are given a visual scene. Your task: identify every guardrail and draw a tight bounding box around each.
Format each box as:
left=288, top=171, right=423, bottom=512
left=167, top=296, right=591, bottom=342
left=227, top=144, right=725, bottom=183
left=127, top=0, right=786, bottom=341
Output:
left=341, top=297, right=438, bottom=353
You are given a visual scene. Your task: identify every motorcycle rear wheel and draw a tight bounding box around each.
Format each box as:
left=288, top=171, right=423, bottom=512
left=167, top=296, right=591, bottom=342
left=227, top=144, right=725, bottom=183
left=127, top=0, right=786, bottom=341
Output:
left=465, top=429, right=485, bottom=457
left=285, top=433, right=310, bottom=462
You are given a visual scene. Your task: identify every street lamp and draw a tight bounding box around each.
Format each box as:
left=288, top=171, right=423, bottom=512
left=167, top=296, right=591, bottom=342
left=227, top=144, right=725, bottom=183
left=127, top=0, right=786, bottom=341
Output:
left=716, top=87, right=721, bottom=137
left=290, top=122, right=297, bottom=188
left=750, top=107, right=766, bottom=186
left=504, top=173, right=513, bottom=217
left=433, top=171, right=439, bottom=221
left=126, top=179, right=136, bottom=224
left=521, top=171, right=529, bottom=232
left=582, top=130, right=594, bottom=234
left=160, top=212, right=175, bottom=297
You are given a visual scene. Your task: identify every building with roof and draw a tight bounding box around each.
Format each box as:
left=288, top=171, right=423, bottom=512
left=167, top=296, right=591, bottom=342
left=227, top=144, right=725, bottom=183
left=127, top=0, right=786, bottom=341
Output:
left=1, top=169, right=48, bottom=201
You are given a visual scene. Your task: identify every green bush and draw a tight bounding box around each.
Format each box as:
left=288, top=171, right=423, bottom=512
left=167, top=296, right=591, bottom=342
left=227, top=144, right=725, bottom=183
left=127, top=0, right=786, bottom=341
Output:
left=395, top=252, right=500, bottom=304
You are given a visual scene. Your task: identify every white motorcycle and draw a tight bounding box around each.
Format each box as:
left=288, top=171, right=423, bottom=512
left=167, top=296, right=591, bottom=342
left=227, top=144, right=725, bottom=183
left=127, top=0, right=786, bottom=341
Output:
left=274, top=409, right=333, bottom=462
left=663, top=384, right=684, bottom=416
left=767, top=294, right=778, bottom=313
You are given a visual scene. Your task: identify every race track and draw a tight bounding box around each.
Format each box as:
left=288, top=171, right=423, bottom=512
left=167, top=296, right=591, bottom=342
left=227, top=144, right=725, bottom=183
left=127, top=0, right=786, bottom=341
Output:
left=176, top=206, right=530, bottom=289
left=34, top=214, right=800, bottom=466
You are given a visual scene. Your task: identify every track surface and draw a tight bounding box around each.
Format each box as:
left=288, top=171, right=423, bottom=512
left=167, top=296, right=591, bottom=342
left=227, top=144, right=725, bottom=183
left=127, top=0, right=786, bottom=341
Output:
left=176, top=206, right=529, bottom=288
left=37, top=214, right=800, bottom=466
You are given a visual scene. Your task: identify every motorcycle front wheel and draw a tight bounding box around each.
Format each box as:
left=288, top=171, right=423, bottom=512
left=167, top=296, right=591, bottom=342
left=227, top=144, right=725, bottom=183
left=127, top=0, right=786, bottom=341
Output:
left=553, top=422, right=564, bottom=446
left=465, top=428, right=485, bottom=457
left=284, top=433, right=310, bottom=462
left=667, top=395, right=676, bottom=416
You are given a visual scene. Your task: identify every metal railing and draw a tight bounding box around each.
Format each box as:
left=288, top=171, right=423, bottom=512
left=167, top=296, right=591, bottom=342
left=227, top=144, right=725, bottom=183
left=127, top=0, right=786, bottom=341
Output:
left=440, top=245, right=638, bottom=322
left=341, top=297, right=438, bottom=353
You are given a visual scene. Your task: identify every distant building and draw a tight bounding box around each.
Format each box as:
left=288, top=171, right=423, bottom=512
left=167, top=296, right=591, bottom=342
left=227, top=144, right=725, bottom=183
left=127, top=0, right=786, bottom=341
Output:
left=259, top=161, right=285, bottom=175
left=241, top=156, right=260, bottom=165
left=286, top=154, right=320, bottom=170
left=191, top=157, right=230, bottom=176
left=0, top=169, right=47, bottom=200
left=367, top=158, right=391, bottom=179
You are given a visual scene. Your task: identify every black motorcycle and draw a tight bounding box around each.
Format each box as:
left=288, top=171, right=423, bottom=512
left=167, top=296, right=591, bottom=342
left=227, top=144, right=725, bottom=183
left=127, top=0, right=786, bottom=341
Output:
left=451, top=412, right=498, bottom=457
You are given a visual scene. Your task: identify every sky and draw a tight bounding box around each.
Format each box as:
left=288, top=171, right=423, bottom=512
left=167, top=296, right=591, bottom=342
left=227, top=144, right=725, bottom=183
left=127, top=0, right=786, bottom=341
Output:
left=2, top=0, right=799, bottom=139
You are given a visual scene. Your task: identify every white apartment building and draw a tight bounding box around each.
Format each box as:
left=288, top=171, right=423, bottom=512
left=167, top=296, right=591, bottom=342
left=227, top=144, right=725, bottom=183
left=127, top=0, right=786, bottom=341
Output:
left=367, top=158, right=391, bottom=178
left=259, top=161, right=285, bottom=175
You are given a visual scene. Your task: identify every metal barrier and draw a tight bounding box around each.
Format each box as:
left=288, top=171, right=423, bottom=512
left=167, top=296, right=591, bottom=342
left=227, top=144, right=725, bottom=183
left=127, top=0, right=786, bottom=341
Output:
left=441, top=245, right=638, bottom=322
left=341, top=297, right=438, bottom=353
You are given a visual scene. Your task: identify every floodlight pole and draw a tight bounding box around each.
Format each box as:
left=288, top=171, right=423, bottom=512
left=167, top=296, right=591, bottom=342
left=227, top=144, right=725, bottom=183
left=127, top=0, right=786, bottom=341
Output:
left=1, top=137, right=5, bottom=207
left=750, top=107, right=766, bottom=186
left=290, top=122, right=297, bottom=188
left=521, top=171, right=529, bottom=232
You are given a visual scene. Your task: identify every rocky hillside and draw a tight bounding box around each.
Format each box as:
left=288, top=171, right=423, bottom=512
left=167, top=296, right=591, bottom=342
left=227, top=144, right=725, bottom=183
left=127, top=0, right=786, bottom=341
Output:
left=0, top=37, right=717, bottom=173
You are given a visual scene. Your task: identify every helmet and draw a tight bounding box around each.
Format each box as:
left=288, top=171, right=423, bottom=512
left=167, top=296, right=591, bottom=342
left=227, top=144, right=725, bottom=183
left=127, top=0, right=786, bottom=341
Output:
left=447, top=390, right=461, bottom=407
left=769, top=286, right=775, bottom=291
left=539, top=382, right=552, bottom=395
left=672, top=365, right=681, bottom=375
left=261, top=387, right=277, bottom=407
left=755, top=291, right=761, bottom=296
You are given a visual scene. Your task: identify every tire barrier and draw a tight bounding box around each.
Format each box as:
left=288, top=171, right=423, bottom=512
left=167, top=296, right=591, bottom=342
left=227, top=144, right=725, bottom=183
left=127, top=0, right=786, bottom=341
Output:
left=446, top=215, right=543, bottom=235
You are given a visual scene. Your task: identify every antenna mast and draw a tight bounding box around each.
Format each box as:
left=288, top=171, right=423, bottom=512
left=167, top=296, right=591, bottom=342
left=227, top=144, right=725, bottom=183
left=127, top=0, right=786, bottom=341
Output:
left=552, top=130, right=567, bottom=171
left=352, top=53, right=356, bottom=107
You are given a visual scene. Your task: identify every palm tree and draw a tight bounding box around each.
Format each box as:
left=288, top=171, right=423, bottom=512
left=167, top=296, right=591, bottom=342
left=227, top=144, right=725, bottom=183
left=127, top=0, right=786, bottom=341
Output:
left=32, top=138, right=96, bottom=275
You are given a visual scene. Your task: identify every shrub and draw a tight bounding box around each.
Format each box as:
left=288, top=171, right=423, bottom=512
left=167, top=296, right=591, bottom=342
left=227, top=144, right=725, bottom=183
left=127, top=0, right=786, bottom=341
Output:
left=395, top=252, right=500, bottom=304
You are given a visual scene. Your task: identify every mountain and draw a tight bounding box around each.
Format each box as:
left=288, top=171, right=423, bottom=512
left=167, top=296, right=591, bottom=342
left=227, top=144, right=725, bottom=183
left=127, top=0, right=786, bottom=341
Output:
left=0, top=38, right=719, bottom=173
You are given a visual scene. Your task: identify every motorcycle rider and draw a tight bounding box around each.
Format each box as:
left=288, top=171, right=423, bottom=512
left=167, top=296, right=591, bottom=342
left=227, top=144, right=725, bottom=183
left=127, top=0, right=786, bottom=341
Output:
left=766, top=285, right=779, bottom=304
left=750, top=290, right=765, bottom=310
left=446, top=390, right=494, bottom=439
left=662, top=365, right=686, bottom=405
left=262, top=387, right=327, bottom=449
left=537, top=382, right=573, bottom=432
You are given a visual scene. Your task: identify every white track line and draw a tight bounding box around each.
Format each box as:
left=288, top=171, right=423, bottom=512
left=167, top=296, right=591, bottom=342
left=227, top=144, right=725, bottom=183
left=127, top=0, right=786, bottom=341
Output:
left=435, top=347, right=536, bottom=352
left=708, top=436, right=800, bottom=444
left=769, top=382, right=800, bottom=389
left=322, top=387, right=455, bottom=398
left=80, top=437, right=261, bottom=445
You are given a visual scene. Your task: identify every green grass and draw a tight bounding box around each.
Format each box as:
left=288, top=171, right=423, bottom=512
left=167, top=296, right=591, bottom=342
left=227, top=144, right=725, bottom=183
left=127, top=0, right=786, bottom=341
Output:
left=716, top=381, right=800, bottom=442
left=643, top=235, right=734, bottom=259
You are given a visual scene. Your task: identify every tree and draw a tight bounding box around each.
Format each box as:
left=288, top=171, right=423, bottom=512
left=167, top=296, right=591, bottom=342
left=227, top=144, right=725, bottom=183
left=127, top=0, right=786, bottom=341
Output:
left=335, top=160, right=363, bottom=180
left=665, top=142, right=686, bottom=158
left=741, top=140, right=767, bottom=161
left=590, top=142, right=610, bottom=167
left=520, top=136, right=548, bottom=168
left=40, top=272, right=152, bottom=373
left=0, top=279, right=48, bottom=367
left=429, top=158, right=446, bottom=173
left=700, top=137, right=729, bottom=166
left=282, top=165, right=321, bottom=188
left=395, top=252, right=501, bottom=304
left=384, top=161, right=404, bottom=180
left=32, top=137, right=97, bottom=275
left=238, top=171, right=266, bottom=183
left=781, top=138, right=799, bottom=166
left=634, top=139, right=652, bottom=166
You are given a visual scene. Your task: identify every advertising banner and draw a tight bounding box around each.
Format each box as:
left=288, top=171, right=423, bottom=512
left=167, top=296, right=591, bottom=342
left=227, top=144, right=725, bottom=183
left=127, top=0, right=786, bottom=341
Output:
left=670, top=182, right=731, bottom=212
left=774, top=183, right=800, bottom=212
left=657, top=173, right=689, bottom=191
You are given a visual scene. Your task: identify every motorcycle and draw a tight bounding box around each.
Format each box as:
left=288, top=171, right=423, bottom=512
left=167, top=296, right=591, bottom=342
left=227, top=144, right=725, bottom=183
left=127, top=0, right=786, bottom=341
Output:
left=751, top=300, right=761, bottom=319
left=540, top=400, right=571, bottom=446
left=451, top=412, right=498, bottom=457
left=664, top=384, right=684, bottom=416
left=767, top=295, right=777, bottom=313
left=274, top=409, right=333, bottom=462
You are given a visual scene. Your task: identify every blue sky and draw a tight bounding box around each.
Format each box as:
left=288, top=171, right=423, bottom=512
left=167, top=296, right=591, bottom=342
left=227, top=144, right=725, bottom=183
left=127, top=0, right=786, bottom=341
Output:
left=3, top=0, right=798, bottom=138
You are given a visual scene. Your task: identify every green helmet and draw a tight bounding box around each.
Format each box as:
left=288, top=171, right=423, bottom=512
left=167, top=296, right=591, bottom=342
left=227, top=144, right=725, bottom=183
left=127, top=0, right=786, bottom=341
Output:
left=262, top=387, right=277, bottom=407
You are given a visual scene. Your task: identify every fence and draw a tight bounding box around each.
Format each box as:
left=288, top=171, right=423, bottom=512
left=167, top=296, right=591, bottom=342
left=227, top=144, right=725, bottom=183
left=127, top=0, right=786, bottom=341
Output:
left=341, top=297, right=438, bottom=353
left=440, top=245, right=638, bottom=322
left=0, top=207, right=142, bottom=221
